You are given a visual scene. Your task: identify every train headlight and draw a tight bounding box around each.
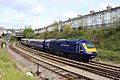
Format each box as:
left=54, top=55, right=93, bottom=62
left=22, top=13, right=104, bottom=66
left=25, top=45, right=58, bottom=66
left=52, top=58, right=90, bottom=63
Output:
left=87, top=52, right=92, bottom=54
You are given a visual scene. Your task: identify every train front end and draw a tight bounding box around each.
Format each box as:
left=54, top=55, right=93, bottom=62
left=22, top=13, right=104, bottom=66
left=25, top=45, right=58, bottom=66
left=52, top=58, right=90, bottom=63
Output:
left=82, top=42, right=98, bottom=59
left=78, top=40, right=98, bottom=61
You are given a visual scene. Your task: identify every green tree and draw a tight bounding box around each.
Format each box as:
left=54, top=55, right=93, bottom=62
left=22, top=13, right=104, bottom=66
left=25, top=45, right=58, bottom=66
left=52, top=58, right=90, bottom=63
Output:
left=1, top=33, right=5, bottom=37
left=52, top=21, right=59, bottom=32
left=43, top=29, right=50, bottom=39
left=23, top=28, right=35, bottom=38
left=36, top=33, right=44, bottom=39
left=63, top=24, right=73, bottom=39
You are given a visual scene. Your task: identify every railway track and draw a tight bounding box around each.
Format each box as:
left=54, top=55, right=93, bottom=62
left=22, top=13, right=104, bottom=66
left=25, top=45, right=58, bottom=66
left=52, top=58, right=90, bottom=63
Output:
left=9, top=43, right=92, bottom=80
left=16, top=42, right=120, bottom=80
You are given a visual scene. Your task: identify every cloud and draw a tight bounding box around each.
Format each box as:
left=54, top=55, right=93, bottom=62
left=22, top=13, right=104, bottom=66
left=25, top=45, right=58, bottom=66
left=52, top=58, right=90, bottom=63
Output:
left=76, top=0, right=87, bottom=2
left=99, top=3, right=111, bottom=10
left=0, top=22, right=26, bottom=29
left=15, top=14, right=25, bottom=22
left=62, top=11, right=78, bottom=18
left=25, top=16, right=58, bottom=29
left=0, top=0, right=39, bottom=12
left=30, top=5, right=44, bottom=14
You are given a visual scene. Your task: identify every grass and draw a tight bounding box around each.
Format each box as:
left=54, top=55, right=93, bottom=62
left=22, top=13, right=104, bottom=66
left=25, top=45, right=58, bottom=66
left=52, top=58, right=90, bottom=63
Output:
left=94, top=48, right=120, bottom=64
left=0, top=49, right=36, bottom=80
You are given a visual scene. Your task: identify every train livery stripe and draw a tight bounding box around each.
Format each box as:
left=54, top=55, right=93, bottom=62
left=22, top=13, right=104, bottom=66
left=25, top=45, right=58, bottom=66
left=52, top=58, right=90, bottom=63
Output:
left=82, top=43, right=97, bottom=52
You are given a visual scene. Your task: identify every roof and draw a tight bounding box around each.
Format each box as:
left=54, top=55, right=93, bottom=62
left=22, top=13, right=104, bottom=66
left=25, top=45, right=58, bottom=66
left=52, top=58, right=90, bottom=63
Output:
left=28, top=39, right=45, bottom=42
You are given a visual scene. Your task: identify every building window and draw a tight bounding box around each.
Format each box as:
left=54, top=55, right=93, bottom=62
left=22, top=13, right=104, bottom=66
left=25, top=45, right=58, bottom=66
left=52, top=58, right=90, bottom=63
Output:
left=90, top=17, right=91, bottom=19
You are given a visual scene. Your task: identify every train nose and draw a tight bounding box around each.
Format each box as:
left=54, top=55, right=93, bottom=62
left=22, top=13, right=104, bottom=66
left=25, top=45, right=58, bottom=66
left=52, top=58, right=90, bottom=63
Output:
left=85, top=52, right=98, bottom=59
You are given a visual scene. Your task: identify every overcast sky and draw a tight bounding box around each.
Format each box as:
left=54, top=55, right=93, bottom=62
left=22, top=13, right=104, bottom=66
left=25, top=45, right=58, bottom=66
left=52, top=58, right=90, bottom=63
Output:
left=0, top=0, right=119, bottom=29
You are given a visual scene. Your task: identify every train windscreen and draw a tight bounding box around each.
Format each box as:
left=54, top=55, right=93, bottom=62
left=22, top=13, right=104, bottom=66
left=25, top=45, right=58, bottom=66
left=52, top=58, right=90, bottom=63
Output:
left=85, top=43, right=94, bottom=48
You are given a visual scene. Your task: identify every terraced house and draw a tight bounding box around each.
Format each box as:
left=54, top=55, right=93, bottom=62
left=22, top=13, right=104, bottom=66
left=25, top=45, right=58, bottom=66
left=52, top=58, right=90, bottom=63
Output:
left=35, top=5, right=120, bottom=34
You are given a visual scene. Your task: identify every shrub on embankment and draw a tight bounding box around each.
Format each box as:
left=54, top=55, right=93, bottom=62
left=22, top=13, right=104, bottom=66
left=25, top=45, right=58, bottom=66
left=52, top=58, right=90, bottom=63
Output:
left=0, top=49, right=35, bottom=80
left=95, top=49, right=120, bottom=64
left=36, top=25, right=120, bottom=64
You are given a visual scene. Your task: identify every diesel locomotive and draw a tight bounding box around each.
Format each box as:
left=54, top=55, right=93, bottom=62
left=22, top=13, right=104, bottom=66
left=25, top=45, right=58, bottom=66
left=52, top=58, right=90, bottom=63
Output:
left=21, top=38, right=98, bottom=61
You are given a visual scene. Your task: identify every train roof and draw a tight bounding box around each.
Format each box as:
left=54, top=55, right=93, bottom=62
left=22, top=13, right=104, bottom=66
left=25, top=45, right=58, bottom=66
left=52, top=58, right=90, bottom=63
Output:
left=57, top=39, right=67, bottom=41
left=28, top=39, right=45, bottom=42
left=55, top=39, right=90, bottom=43
left=45, top=39, right=56, bottom=42
left=21, top=38, right=29, bottom=40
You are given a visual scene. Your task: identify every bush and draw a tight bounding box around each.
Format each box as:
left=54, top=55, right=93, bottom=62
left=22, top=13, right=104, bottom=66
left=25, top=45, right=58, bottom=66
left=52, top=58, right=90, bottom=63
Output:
left=95, top=49, right=120, bottom=64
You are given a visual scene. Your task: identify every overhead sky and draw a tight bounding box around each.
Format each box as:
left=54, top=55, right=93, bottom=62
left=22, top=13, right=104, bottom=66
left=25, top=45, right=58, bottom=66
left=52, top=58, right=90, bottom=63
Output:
left=0, top=0, right=119, bottom=29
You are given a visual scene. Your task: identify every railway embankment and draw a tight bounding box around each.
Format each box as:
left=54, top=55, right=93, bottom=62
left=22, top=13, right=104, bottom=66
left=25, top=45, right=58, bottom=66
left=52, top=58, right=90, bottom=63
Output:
left=0, top=48, right=36, bottom=80
left=36, top=26, right=120, bottom=64
left=95, top=49, right=120, bottom=65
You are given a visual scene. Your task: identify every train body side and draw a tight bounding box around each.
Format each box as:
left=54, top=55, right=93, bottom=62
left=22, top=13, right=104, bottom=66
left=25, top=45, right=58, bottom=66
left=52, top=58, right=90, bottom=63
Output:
left=21, top=38, right=29, bottom=46
left=28, top=39, right=45, bottom=50
left=49, top=40, right=77, bottom=54
left=21, top=39, right=98, bottom=61
left=49, top=39, right=98, bottom=60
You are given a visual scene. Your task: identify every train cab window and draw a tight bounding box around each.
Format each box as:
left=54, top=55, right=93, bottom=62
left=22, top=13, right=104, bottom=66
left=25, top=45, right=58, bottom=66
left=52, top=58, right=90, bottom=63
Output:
left=85, top=43, right=94, bottom=48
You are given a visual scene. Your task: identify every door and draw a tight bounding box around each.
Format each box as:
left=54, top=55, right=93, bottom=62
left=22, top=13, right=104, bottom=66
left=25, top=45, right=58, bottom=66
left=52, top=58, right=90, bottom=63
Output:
left=76, top=43, right=80, bottom=53
left=76, top=43, right=82, bottom=53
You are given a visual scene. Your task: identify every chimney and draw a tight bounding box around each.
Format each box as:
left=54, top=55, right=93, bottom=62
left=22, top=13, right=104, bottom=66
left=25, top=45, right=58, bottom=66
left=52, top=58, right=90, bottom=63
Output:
left=107, top=5, right=112, bottom=11
left=90, top=10, right=95, bottom=15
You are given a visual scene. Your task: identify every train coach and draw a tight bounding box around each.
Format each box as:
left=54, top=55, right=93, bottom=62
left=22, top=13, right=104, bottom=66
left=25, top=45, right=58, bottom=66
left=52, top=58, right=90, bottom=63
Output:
left=21, top=38, right=28, bottom=46
left=21, top=38, right=98, bottom=61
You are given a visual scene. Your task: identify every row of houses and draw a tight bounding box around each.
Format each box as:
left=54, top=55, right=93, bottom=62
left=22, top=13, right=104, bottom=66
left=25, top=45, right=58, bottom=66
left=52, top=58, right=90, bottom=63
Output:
left=34, top=5, right=120, bottom=35
left=0, top=27, right=13, bottom=36
left=0, top=27, right=24, bottom=37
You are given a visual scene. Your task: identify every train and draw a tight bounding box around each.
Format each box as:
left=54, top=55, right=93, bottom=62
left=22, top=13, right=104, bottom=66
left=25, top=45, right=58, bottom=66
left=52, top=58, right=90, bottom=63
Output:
left=21, top=38, right=98, bottom=61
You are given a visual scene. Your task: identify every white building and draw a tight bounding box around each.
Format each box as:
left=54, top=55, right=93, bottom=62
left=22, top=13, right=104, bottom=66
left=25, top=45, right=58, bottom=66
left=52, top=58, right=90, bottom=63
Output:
left=0, top=27, right=8, bottom=36
left=59, top=5, right=120, bottom=30
left=35, top=5, right=120, bottom=34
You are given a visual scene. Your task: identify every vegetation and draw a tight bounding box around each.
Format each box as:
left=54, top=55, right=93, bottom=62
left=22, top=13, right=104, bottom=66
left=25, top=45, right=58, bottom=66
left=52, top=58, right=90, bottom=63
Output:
left=36, top=25, right=120, bottom=64
left=1, top=33, right=7, bottom=37
left=0, top=49, right=35, bottom=80
left=95, top=49, right=120, bottom=64
left=23, top=27, right=35, bottom=38
left=10, top=36, right=18, bottom=42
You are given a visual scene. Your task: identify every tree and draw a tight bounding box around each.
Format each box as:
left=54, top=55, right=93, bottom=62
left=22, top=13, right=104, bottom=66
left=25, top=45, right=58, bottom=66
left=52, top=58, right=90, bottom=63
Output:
left=52, top=21, right=59, bottom=32
left=43, top=29, right=50, bottom=39
left=63, top=24, right=73, bottom=39
left=36, top=34, right=44, bottom=39
left=63, top=24, right=72, bottom=32
left=78, top=25, right=83, bottom=30
left=23, top=28, right=35, bottom=38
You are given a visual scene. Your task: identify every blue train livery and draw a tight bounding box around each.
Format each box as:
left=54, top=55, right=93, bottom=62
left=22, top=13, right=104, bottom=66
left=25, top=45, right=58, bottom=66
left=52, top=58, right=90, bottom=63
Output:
left=21, top=38, right=98, bottom=61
